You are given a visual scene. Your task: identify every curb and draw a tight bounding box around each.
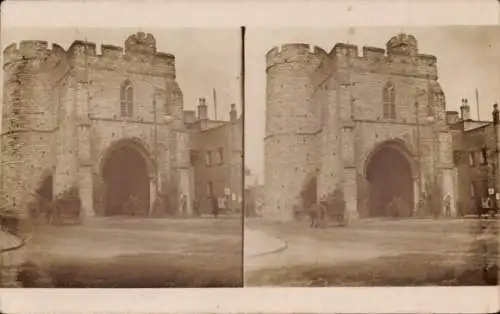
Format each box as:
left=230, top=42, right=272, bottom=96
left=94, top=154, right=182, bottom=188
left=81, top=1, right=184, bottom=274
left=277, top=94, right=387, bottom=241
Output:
left=246, top=230, right=288, bottom=259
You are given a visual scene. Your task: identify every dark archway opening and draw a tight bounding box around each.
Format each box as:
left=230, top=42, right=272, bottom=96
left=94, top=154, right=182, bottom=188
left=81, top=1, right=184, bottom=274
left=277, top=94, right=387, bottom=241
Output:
left=366, top=146, right=414, bottom=217
left=102, top=144, right=150, bottom=216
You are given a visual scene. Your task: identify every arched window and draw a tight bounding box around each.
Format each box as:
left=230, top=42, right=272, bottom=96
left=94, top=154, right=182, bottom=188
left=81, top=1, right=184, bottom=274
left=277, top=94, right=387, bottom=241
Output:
left=383, top=81, right=396, bottom=119
left=120, top=80, right=133, bottom=117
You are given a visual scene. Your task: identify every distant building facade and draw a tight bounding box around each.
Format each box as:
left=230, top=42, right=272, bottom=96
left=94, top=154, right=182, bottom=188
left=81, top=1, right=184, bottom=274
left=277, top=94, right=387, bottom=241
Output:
left=448, top=102, right=500, bottom=215
left=0, top=32, right=242, bottom=220
left=264, top=33, right=457, bottom=221
left=185, top=101, right=243, bottom=214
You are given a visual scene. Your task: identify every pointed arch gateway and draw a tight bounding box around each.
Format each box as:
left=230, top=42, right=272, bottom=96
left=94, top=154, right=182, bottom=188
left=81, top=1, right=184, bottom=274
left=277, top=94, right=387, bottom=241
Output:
left=364, top=140, right=415, bottom=217
left=99, top=138, right=156, bottom=216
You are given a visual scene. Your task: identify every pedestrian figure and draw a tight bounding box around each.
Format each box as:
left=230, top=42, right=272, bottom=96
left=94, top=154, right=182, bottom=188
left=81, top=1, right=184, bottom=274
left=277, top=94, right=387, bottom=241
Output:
left=211, top=195, right=219, bottom=219
left=292, top=197, right=303, bottom=220
left=388, top=196, right=399, bottom=218
left=443, top=194, right=451, bottom=218
left=180, top=193, right=188, bottom=217
left=456, top=199, right=464, bottom=217
left=193, top=199, right=200, bottom=217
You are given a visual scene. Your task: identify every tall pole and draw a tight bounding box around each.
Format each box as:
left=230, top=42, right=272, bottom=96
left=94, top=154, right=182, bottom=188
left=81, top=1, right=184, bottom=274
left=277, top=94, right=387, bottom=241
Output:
left=475, top=88, right=480, bottom=120
left=152, top=90, right=160, bottom=217
left=213, top=88, right=217, bottom=121
left=240, top=26, right=245, bottom=215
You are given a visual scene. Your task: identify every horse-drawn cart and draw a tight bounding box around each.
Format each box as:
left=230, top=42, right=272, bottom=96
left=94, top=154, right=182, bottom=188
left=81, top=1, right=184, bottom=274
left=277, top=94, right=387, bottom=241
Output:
left=307, top=189, right=347, bottom=228
left=324, top=189, right=347, bottom=226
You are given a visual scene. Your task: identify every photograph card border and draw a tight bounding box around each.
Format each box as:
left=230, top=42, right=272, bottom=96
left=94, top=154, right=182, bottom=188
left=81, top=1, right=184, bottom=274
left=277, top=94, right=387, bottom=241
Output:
left=1, top=0, right=499, bottom=313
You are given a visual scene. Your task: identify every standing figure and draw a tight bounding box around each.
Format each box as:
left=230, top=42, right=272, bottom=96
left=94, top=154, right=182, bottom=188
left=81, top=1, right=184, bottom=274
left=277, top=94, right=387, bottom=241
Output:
left=211, top=195, right=219, bottom=219
left=388, top=195, right=402, bottom=218
left=180, top=193, right=188, bottom=217
left=456, top=199, right=464, bottom=217
left=193, top=199, right=200, bottom=217
left=292, top=197, right=303, bottom=220
left=443, top=194, right=451, bottom=218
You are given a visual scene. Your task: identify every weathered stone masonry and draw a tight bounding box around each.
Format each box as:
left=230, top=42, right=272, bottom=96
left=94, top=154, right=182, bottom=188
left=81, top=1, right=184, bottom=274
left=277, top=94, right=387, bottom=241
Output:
left=1, top=32, right=201, bottom=219
left=264, top=34, right=457, bottom=221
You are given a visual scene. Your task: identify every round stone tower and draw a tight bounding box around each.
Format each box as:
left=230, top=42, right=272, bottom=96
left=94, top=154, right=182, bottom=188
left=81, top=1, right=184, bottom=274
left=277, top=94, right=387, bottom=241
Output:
left=264, top=44, right=325, bottom=221
left=1, top=41, right=68, bottom=219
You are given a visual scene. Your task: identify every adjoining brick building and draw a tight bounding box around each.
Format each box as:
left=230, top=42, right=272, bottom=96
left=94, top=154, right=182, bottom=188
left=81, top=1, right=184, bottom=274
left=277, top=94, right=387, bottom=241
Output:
left=264, top=33, right=458, bottom=221
left=447, top=102, right=500, bottom=215
left=184, top=101, right=243, bottom=214
left=0, top=32, right=242, bottom=220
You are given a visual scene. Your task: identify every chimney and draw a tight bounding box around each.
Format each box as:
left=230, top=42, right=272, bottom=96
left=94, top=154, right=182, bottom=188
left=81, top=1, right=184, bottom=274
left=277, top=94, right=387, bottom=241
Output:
left=446, top=111, right=459, bottom=125
left=229, top=103, right=237, bottom=122
left=493, top=103, right=499, bottom=125
left=460, top=98, right=470, bottom=120
left=197, top=98, right=208, bottom=120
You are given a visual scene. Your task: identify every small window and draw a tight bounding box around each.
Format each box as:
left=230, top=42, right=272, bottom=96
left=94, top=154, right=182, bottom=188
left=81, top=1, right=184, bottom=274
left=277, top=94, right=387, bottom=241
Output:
left=206, top=182, right=214, bottom=197
left=480, top=148, right=488, bottom=165
left=217, top=147, right=224, bottom=165
left=469, top=152, right=476, bottom=167
left=205, top=151, right=212, bottom=166
left=470, top=183, right=475, bottom=197
left=120, top=80, right=133, bottom=117
left=453, top=150, right=461, bottom=165
left=189, top=150, right=197, bottom=166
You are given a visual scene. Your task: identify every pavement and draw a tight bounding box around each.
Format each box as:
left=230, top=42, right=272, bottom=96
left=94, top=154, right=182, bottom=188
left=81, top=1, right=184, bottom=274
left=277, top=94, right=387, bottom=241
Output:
left=26, top=216, right=242, bottom=262
left=0, top=230, right=27, bottom=266
left=244, top=227, right=287, bottom=259
left=243, top=217, right=483, bottom=274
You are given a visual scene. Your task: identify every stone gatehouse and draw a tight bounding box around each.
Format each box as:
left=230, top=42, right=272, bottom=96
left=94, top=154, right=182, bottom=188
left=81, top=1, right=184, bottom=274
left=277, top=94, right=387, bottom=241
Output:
left=1, top=32, right=242, bottom=220
left=264, top=33, right=457, bottom=221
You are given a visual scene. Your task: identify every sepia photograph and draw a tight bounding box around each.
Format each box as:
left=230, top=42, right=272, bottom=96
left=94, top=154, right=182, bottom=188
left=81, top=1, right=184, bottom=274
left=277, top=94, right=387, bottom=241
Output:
left=244, top=26, right=500, bottom=287
left=0, top=27, right=244, bottom=288
left=1, top=0, right=500, bottom=313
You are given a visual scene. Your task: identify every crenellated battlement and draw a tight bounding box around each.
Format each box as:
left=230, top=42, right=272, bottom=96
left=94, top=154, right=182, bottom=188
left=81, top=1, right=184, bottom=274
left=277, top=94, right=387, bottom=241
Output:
left=266, top=34, right=438, bottom=83
left=325, top=36, right=437, bottom=79
left=362, top=46, right=386, bottom=61
left=266, top=43, right=330, bottom=71
left=66, top=33, right=176, bottom=76
left=3, top=41, right=68, bottom=68
left=3, top=32, right=177, bottom=77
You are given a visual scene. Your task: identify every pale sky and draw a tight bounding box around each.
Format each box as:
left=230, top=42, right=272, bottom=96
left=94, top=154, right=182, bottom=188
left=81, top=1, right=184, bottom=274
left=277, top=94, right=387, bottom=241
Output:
left=1, top=27, right=242, bottom=120
left=244, top=26, right=500, bottom=183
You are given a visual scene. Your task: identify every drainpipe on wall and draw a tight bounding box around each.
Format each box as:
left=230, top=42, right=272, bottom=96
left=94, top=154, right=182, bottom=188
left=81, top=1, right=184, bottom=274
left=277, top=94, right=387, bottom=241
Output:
left=152, top=87, right=166, bottom=216
left=414, top=99, right=422, bottom=216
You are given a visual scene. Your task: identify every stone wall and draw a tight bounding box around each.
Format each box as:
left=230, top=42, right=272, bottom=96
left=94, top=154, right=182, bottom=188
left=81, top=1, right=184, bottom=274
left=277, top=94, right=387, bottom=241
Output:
left=264, top=33, right=452, bottom=221
left=1, top=33, right=192, bottom=219
left=1, top=41, right=68, bottom=217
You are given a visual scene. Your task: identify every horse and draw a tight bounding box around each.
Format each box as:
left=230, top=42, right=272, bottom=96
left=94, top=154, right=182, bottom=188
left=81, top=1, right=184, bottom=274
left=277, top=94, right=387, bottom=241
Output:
left=307, top=201, right=327, bottom=228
